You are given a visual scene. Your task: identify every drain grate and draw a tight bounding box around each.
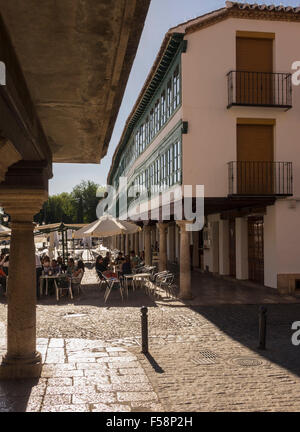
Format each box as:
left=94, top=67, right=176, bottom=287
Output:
left=191, top=350, right=219, bottom=365
left=230, top=357, right=263, bottom=367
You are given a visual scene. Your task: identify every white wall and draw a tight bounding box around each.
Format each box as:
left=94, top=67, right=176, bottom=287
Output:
left=181, top=17, right=300, bottom=198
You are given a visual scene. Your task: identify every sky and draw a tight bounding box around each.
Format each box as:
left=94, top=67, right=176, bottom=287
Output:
left=49, top=0, right=300, bottom=195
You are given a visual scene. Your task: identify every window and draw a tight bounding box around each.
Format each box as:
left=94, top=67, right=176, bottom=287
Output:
left=173, top=66, right=180, bottom=110
left=167, top=79, right=172, bottom=118
left=167, top=147, right=174, bottom=186
left=150, top=109, right=154, bottom=139
left=112, top=61, right=181, bottom=187
left=135, top=131, right=139, bottom=157
left=161, top=91, right=166, bottom=127
left=154, top=100, right=160, bottom=134
left=145, top=117, right=149, bottom=146
left=173, top=140, right=181, bottom=183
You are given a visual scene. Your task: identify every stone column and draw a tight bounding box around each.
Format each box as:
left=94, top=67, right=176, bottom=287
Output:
left=176, top=221, right=193, bottom=300
left=157, top=222, right=168, bottom=272
left=125, top=234, right=130, bottom=256
left=0, top=189, right=47, bottom=379
left=168, top=223, right=176, bottom=263
left=144, top=225, right=152, bottom=265
left=135, top=232, right=139, bottom=255
left=151, top=225, right=156, bottom=251
left=192, top=230, right=199, bottom=269
left=121, top=234, right=125, bottom=254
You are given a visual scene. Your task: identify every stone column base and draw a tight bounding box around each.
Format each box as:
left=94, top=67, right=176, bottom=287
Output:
left=0, top=351, right=42, bottom=379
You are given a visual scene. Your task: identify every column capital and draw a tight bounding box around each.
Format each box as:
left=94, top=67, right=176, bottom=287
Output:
left=157, top=222, right=168, bottom=232
left=0, top=138, right=22, bottom=182
left=176, top=220, right=193, bottom=233
left=0, top=188, right=48, bottom=221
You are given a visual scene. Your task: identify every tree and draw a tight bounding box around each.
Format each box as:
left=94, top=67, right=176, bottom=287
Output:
left=34, top=180, right=107, bottom=224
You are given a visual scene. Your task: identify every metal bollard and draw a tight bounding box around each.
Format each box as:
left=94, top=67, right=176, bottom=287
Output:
left=141, top=306, right=148, bottom=354
left=258, top=306, right=267, bottom=350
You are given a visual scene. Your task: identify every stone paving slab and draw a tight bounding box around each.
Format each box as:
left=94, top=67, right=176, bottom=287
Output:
left=0, top=338, right=162, bottom=412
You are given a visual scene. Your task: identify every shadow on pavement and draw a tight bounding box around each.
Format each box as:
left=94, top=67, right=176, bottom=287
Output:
left=0, top=378, right=39, bottom=412
left=190, top=303, right=300, bottom=378
left=144, top=352, right=165, bottom=374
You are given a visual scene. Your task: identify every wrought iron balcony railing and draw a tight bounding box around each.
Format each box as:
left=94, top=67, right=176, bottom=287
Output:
left=228, top=161, right=293, bottom=196
left=227, top=71, right=292, bottom=109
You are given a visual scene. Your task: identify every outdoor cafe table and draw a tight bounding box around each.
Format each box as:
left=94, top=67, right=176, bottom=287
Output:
left=131, top=273, right=152, bottom=291
left=39, top=274, right=66, bottom=296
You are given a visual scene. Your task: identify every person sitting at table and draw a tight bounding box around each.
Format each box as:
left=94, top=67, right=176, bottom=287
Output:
left=68, top=260, right=85, bottom=295
left=57, top=256, right=67, bottom=272
left=115, top=252, right=125, bottom=265
left=51, top=259, right=60, bottom=275
left=121, top=255, right=132, bottom=277
left=103, top=251, right=110, bottom=270
left=42, top=256, right=51, bottom=275
left=95, top=256, right=107, bottom=278
left=66, top=258, right=75, bottom=276
left=130, top=250, right=141, bottom=269
left=73, top=260, right=85, bottom=279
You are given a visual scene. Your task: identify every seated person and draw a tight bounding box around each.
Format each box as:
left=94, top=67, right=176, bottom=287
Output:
left=42, top=256, right=51, bottom=275
left=70, top=261, right=85, bottom=295
left=51, top=259, right=60, bottom=275
left=115, top=252, right=125, bottom=265
left=57, top=256, right=67, bottom=272
left=66, top=258, right=75, bottom=276
left=95, top=256, right=107, bottom=277
left=103, top=252, right=110, bottom=270
left=130, top=250, right=141, bottom=269
left=121, top=256, right=132, bottom=276
left=73, top=260, right=85, bottom=279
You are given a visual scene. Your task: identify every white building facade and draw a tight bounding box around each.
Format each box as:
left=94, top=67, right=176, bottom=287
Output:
left=108, top=2, right=300, bottom=296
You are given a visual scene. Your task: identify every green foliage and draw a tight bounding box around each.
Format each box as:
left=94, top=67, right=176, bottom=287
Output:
left=34, top=181, right=107, bottom=224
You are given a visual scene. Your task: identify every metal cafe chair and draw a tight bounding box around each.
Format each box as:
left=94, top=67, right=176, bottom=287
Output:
left=103, top=274, right=124, bottom=303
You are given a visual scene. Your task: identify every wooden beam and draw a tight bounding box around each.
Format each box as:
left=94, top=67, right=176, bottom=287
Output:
left=220, top=207, right=267, bottom=220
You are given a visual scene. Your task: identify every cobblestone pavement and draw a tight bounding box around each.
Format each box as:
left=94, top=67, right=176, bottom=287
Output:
left=1, top=268, right=300, bottom=411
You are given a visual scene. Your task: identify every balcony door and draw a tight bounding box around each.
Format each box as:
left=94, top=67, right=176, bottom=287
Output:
left=236, top=35, right=273, bottom=105
left=237, top=123, right=274, bottom=194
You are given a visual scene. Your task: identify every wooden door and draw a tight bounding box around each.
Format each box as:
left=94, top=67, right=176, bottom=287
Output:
left=248, top=217, right=264, bottom=284
left=236, top=37, right=273, bottom=105
left=237, top=124, right=274, bottom=194
left=229, top=219, right=236, bottom=277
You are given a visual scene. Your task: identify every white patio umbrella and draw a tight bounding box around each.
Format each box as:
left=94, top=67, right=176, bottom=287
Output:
left=73, top=215, right=141, bottom=239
